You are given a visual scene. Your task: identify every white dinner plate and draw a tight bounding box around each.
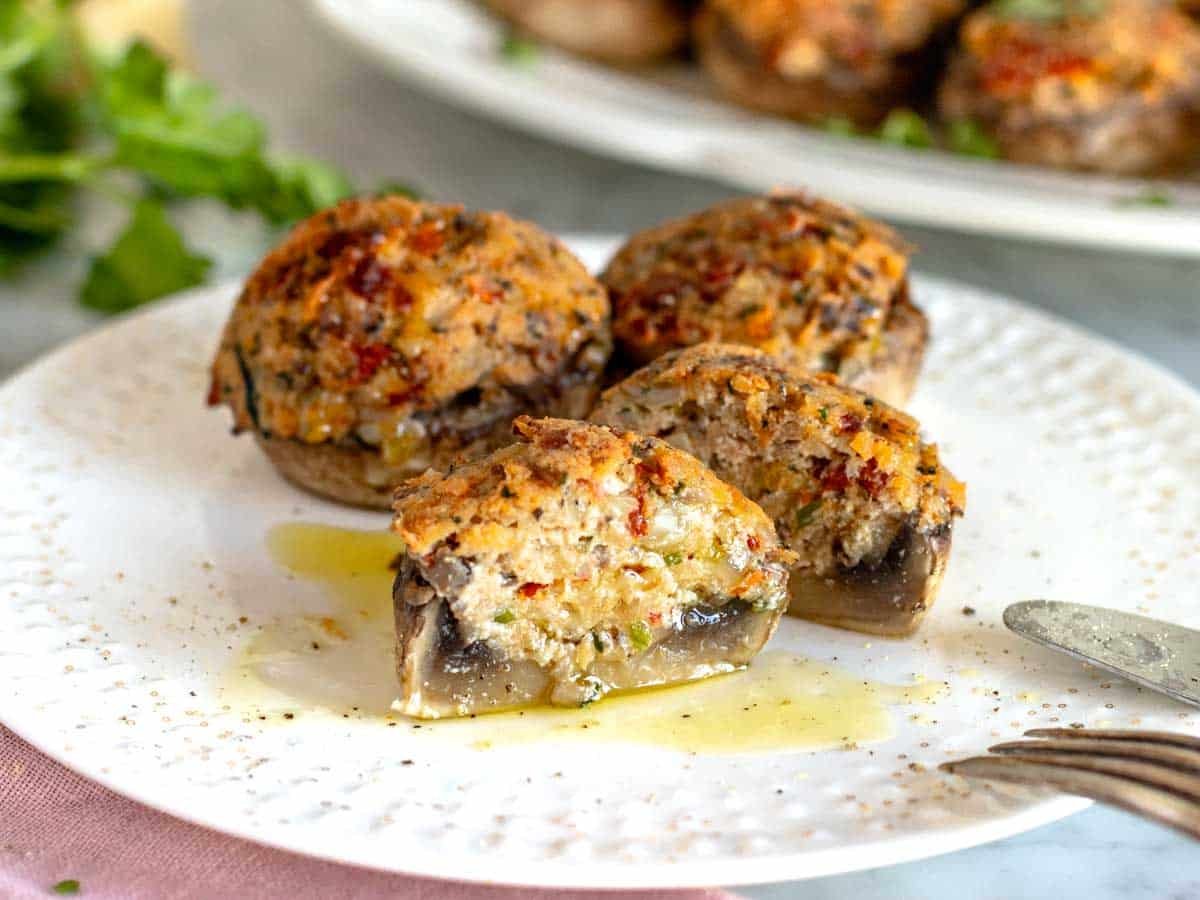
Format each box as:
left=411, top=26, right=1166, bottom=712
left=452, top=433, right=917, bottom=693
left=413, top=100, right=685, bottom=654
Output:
left=309, top=0, right=1200, bottom=257
left=1, top=236, right=1198, bottom=889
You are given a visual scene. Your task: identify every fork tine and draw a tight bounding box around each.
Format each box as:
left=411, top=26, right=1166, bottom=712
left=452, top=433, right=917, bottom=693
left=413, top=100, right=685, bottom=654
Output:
left=988, top=738, right=1200, bottom=773
left=972, top=752, right=1200, bottom=802
left=941, top=757, right=1200, bottom=840
left=1025, top=728, right=1200, bottom=751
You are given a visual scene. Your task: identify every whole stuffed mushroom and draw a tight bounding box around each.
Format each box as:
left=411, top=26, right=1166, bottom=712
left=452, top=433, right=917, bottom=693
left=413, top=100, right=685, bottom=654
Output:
left=602, top=193, right=928, bottom=408
left=694, top=0, right=966, bottom=127
left=938, top=0, right=1200, bottom=174
left=209, top=197, right=611, bottom=509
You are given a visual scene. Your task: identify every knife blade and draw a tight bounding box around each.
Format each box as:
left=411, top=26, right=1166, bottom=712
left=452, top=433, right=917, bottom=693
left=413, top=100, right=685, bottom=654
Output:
left=1004, top=600, right=1200, bottom=709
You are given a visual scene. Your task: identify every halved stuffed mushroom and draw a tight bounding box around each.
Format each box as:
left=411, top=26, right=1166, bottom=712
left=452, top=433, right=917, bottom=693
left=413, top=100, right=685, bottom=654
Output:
left=390, top=416, right=795, bottom=718
left=694, top=0, right=966, bottom=127
left=209, top=196, right=611, bottom=509
left=603, top=193, right=927, bottom=408
left=590, top=344, right=965, bottom=636
left=486, top=0, right=694, bottom=65
left=938, top=0, right=1200, bottom=174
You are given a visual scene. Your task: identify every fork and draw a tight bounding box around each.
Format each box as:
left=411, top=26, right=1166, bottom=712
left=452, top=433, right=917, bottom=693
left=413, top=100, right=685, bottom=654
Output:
left=941, top=728, right=1200, bottom=840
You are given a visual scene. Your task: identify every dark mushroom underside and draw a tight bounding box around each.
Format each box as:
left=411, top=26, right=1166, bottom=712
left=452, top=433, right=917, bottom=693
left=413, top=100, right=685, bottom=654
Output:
left=787, top=520, right=952, bottom=637
left=697, top=7, right=952, bottom=127
left=994, top=104, right=1200, bottom=176
left=392, top=562, right=783, bottom=718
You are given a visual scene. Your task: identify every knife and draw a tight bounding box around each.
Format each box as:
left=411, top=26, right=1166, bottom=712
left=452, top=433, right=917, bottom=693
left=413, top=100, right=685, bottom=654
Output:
left=1004, top=600, right=1200, bottom=709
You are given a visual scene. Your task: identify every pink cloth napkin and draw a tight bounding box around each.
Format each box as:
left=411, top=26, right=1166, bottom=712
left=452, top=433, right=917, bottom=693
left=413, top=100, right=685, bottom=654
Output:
left=0, top=727, right=738, bottom=900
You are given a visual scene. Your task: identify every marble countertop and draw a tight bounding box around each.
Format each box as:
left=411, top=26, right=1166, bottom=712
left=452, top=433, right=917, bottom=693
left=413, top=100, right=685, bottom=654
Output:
left=1, top=1, right=1197, bottom=896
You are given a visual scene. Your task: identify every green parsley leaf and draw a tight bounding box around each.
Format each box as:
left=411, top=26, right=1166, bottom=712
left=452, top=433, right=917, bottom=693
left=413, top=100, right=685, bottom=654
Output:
left=493, top=608, right=516, bottom=624
left=629, top=620, right=653, bottom=652
left=662, top=552, right=683, bottom=566
left=877, top=109, right=933, bottom=149
left=260, top=155, right=355, bottom=222
left=0, top=0, right=82, bottom=273
left=373, top=179, right=421, bottom=200
left=94, top=41, right=357, bottom=224
left=97, top=44, right=274, bottom=207
left=0, top=0, right=79, bottom=153
left=52, top=880, right=80, bottom=895
left=0, top=189, right=69, bottom=231
left=0, top=179, right=72, bottom=271
left=822, top=116, right=858, bottom=137
left=945, top=119, right=999, bottom=159
left=0, top=20, right=422, bottom=306
left=1114, top=187, right=1173, bottom=208
left=80, top=198, right=211, bottom=313
left=500, top=33, right=539, bottom=67
left=0, top=151, right=99, bottom=183
left=795, top=499, right=822, bottom=528
left=0, top=233, right=48, bottom=274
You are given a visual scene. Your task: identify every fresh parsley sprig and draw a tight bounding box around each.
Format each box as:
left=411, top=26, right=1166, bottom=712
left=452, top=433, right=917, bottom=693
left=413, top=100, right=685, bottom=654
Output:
left=822, top=110, right=1000, bottom=160
left=0, top=4, right=414, bottom=313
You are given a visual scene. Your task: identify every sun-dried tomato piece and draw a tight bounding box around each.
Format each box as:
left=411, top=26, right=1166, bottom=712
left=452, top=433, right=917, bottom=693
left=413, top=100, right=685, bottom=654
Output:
left=353, top=343, right=392, bottom=381
left=409, top=220, right=446, bottom=256
left=857, top=458, right=891, bottom=498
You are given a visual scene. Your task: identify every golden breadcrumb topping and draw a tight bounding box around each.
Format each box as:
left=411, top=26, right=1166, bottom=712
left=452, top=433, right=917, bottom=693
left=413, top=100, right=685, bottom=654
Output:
left=707, top=0, right=965, bottom=74
left=958, top=0, right=1200, bottom=113
left=603, top=193, right=911, bottom=373
left=210, top=196, right=610, bottom=445
left=591, top=344, right=965, bottom=552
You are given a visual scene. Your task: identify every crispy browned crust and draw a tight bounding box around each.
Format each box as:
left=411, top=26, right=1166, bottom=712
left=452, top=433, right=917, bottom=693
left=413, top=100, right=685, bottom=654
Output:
left=590, top=343, right=964, bottom=532
left=694, top=2, right=963, bottom=126
left=603, top=193, right=924, bottom=403
left=845, top=294, right=928, bottom=407
left=485, top=0, right=693, bottom=64
left=694, top=7, right=904, bottom=126
left=393, top=415, right=785, bottom=554
left=937, top=1, right=1200, bottom=175
left=602, top=280, right=927, bottom=406
left=209, top=196, right=611, bottom=507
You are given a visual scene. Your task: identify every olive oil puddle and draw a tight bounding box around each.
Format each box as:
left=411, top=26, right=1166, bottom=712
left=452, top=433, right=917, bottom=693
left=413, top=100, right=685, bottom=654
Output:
left=224, top=523, right=944, bottom=754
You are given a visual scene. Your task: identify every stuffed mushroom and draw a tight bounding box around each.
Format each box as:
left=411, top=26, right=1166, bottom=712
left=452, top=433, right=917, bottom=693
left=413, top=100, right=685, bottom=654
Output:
left=390, top=416, right=795, bottom=718
left=603, top=193, right=927, bottom=408
left=694, top=0, right=966, bottom=127
left=486, top=0, right=694, bottom=65
left=938, top=0, right=1200, bottom=174
left=209, top=196, right=611, bottom=509
left=590, top=344, right=965, bottom=636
